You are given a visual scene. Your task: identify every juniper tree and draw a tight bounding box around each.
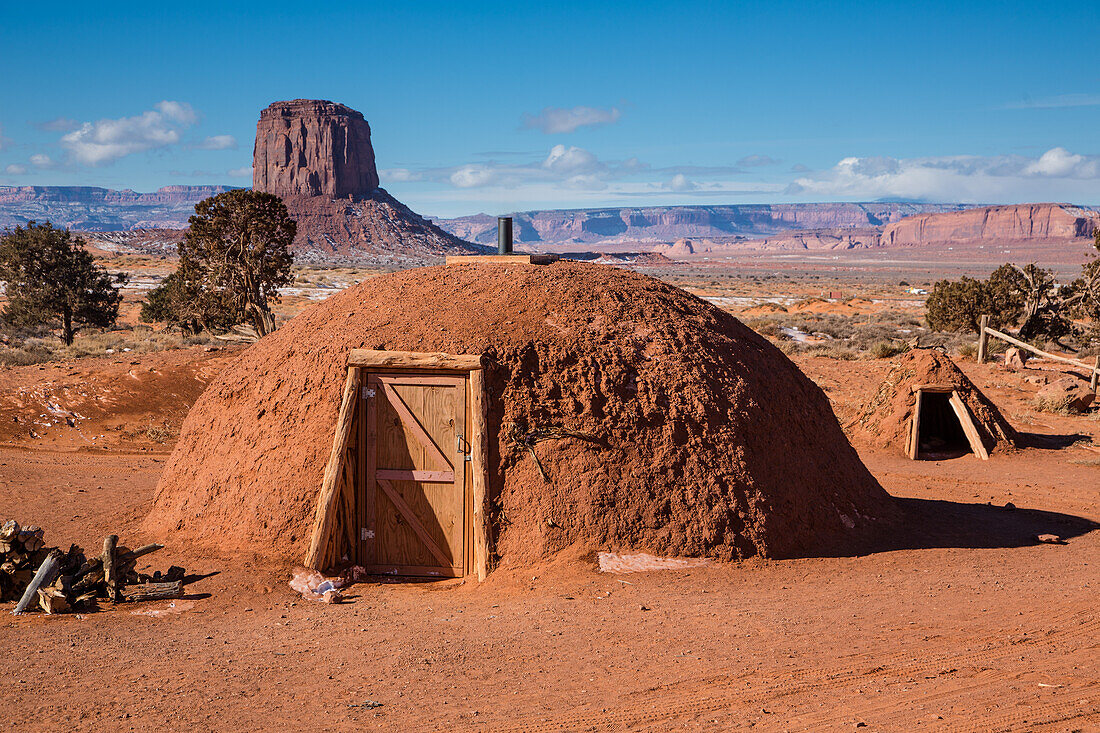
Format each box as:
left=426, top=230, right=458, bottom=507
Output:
left=171, top=190, right=296, bottom=337
left=0, top=221, right=126, bottom=345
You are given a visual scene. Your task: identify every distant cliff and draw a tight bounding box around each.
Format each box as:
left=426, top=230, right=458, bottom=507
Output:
left=0, top=185, right=237, bottom=231
left=433, top=202, right=973, bottom=245
left=879, top=203, right=1099, bottom=247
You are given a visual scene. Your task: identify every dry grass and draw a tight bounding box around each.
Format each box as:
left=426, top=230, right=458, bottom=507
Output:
left=0, top=327, right=215, bottom=367
left=744, top=309, right=976, bottom=361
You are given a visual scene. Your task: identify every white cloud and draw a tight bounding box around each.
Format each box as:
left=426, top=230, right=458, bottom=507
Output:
left=390, top=145, right=736, bottom=197
left=737, top=154, right=777, bottom=167
left=380, top=168, right=423, bottom=183
left=522, top=105, right=622, bottom=134
left=59, top=101, right=199, bottom=166
left=439, top=145, right=615, bottom=190
left=450, top=166, right=496, bottom=188
left=154, top=100, right=198, bottom=124
left=788, top=147, right=1100, bottom=201
left=561, top=174, right=608, bottom=191
left=30, top=154, right=55, bottom=168
left=663, top=173, right=698, bottom=191
left=1022, top=147, right=1098, bottom=178
left=197, top=134, right=237, bottom=150
left=5, top=164, right=26, bottom=175
left=227, top=166, right=253, bottom=178
left=542, top=144, right=602, bottom=175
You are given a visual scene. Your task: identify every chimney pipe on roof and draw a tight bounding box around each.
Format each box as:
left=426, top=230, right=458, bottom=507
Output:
left=498, top=216, right=513, bottom=255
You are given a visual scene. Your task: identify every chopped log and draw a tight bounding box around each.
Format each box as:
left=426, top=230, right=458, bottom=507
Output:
left=124, top=581, right=183, bottom=602
left=164, top=566, right=185, bottom=582
left=13, top=549, right=63, bottom=614
left=103, top=535, right=120, bottom=603
left=0, top=520, right=18, bottom=542
left=72, top=556, right=103, bottom=582
left=38, top=586, right=70, bottom=614
left=119, top=543, right=164, bottom=563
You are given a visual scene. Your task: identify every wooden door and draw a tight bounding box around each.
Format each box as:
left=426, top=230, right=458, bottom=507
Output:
left=360, top=373, right=469, bottom=577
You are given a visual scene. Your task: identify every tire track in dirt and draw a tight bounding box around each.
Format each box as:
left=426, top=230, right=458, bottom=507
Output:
left=486, top=608, right=1098, bottom=732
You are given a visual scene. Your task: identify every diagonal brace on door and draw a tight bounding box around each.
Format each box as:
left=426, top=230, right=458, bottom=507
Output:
left=376, top=478, right=453, bottom=568
left=377, top=381, right=454, bottom=471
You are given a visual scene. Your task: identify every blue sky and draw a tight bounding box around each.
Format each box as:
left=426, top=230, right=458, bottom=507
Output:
left=1, top=0, right=1098, bottom=217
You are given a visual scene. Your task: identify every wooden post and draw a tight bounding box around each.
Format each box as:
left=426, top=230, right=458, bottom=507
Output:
left=976, top=315, right=990, bottom=364
left=13, top=549, right=63, bottom=614
left=907, top=390, right=922, bottom=460
left=1092, top=356, right=1099, bottom=392
left=103, top=534, right=121, bottom=603
left=304, top=367, right=361, bottom=570
left=948, top=391, right=990, bottom=460
left=470, top=369, right=490, bottom=581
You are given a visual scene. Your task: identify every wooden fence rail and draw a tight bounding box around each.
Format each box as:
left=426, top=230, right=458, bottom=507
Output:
left=977, top=316, right=1100, bottom=391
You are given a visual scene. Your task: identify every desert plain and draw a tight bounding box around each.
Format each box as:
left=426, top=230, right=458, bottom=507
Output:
left=0, top=249, right=1096, bottom=732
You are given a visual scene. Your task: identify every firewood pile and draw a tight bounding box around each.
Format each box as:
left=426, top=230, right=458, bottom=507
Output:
left=1, top=519, right=185, bottom=615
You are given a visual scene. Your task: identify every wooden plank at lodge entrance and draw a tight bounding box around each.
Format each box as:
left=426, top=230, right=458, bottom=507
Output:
left=362, top=373, right=468, bottom=577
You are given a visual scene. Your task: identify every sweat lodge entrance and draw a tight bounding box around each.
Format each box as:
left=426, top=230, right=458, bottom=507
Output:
left=907, top=384, right=989, bottom=461
left=305, top=350, right=490, bottom=580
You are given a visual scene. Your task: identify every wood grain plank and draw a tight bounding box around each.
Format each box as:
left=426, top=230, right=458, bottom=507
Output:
left=376, top=478, right=453, bottom=568
left=304, top=367, right=360, bottom=569
left=377, top=375, right=466, bottom=387
left=380, top=381, right=452, bottom=470
left=908, top=390, right=922, bottom=461
left=470, top=368, right=489, bottom=581
left=348, top=350, right=483, bottom=371
left=949, top=390, right=990, bottom=460
left=376, top=469, right=454, bottom=482
left=367, top=564, right=463, bottom=578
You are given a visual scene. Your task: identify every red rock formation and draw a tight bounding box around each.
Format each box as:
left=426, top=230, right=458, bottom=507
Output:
left=251, top=99, right=480, bottom=263
left=253, top=100, right=379, bottom=198
left=435, top=203, right=972, bottom=245
left=880, top=204, right=1099, bottom=247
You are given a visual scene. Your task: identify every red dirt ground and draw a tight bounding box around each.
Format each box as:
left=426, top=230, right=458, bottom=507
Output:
left=0, top=352, right=1097, bottom=731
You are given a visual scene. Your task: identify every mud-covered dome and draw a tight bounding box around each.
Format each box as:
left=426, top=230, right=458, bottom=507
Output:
left=848, top=349, right=1018, bottom=455
left=144, top=262, right=898, bottom=566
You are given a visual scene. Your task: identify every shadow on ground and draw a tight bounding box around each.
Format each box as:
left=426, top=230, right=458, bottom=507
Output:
left=1015, top=431, right=1093, bottom=449
left=870, top=497, right=1099, bottom=552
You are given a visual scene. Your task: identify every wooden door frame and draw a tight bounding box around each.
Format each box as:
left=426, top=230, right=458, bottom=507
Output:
left=907, top=383, right=989, bottom=461
left=304, top=350, right=491, bottom=581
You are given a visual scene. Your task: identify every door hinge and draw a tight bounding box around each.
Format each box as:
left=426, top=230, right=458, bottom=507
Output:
left=360, top=528, right=374, bottom=541
left=362, top=387, right=376, bottom=399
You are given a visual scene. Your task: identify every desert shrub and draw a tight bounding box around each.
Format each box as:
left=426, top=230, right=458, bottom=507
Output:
left=869, top=341, right=909, bottom=359
left=925, top=277, right=1001, bottom=332
left=926, top=263, right=1073, bottom=339
left=144, top=419, right=172, bottom=443
left=0, top=343, right=53, bottom=366
left=750, top=320, right=783, bottom=338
